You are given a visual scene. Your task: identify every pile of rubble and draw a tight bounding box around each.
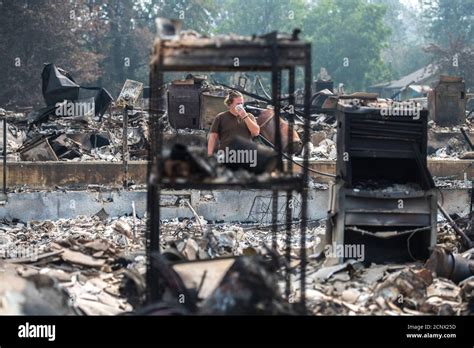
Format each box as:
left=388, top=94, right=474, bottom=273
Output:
left=162, top=208, right=472, bottom=315
left=157, top=215, right=474, bottom=316
left=301, top=138, right=337, bottom=161
left=304, top=117, right=337, bottom=160
left=434, top=177, right=472, bottom=190
left=0, top=214, right=145, bottom=315
left=303, top=212, right=474, bottom=315
left=0, top=107, right=149, bottom=162
left=159, top=218, right=324, bottom=261
left=0, top=212, right=473, bottom=315
left=428, top=119, right=474, bottom=160
left=430, top=137, right=471, bottom=159
left=428, top=119, right=474, bottom=133
left=304, top=258, right=474, bottom=315
left=0, top=212, right=324, bottom=315
left=0, top=64, right=149, bottom=163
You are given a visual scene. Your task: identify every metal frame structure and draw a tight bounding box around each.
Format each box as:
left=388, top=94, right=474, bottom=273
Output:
left=147, top=29, right=312, bottom=312
left=326, top=104, right=437, bottom=263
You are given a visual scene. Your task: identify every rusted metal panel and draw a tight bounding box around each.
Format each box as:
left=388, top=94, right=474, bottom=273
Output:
left=336, top=104, right=430, bottom=189
left=168, top=81, right=201, bottom=129
left=155, top=44, right=308, bottom=71
left=0, top=159, right=470, bottom=188
left=344, top=187, right=435, bottom=227
left=345, top=213, right=431, bottom=226
left=152, top=32, right=309, bottom=72
left=326, top=181, right=438, bottom=263
left=1, top=161, right=146, bottom=188
left=200, top=91, right=227, bottom=129
left=19, top=138, right=58, bottom=161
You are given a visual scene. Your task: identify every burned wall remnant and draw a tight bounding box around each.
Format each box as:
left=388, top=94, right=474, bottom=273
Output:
left=428, top=75, right=466, bottom=127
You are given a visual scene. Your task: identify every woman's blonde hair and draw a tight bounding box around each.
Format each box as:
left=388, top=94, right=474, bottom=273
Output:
left=224, top=91, right=244, bottom=106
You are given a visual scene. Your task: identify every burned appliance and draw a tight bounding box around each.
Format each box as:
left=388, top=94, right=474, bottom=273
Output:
left=167, top=79, right=202, bottom=129
left=41, top=63, right=113, bottom=119
left=325, top=102, right=437, bottom=264
left=116, top=79, right=144, bottom=108
left=313, top=79, right=334, bottom=93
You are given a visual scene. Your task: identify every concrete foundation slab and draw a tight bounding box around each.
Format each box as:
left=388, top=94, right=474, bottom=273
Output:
left=0, top=187, right=469, bottom=223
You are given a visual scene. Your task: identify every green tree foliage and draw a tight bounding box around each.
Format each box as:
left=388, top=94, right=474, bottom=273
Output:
left=422, top=0, right=474, bottom=88
left=210, top=0, right=306, bottom=92
left=138, top=0, right=217, bottom=33
left=1, top=0, right=469, bottom=108
left=212, top=0, right=306, bottom=36
left=0, top=0, right=218, bottom=106
left=0, top=0, right=102, bottom=107
left=422, top=0, right=473, bottom=46
left=303, top=0, right=391, bottom=91
left=80, top=0, right=155, bottom=95
left=374, top=0, right=430, bottom=80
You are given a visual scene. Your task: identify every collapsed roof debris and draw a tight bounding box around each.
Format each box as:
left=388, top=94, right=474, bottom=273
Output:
left=2, top=76, right=472, bottom=163
left=0, top=215, right=142, bottom=315
left=0, top=64, right=149, bottom=163
left=2, top=211, right=471, bottom=315
left=14, top=106, right=149, bottom=162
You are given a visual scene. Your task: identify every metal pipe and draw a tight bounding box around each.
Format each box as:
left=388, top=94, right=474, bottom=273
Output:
left=270, top=33, right=283, bottom=172
left=288, top=67, right=295, bottom=174
left=285, top=67, right=296, bottom=300
left=471, top=179, right=473, bottom=214
left=461, top=127, right=474, bottom=150
left=299, top=43, right=312, bottom=313
left=284, top=67, right=296, bottom=299
left=147, top=62, right=163, bottom=303
left=270, top=33, right=280, bottom=253
left=122, top=106, right=129, bottom=188
left=3, top=117, right=6, bottom=195
left=438, top=202, right=472, bottom=249
left=272, top=189, right=278, bottom=251
left=425, top=247, right=474, bottom=283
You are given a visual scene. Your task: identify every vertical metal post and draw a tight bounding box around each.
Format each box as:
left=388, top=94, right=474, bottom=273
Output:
left=272, top=190, right=279, bottom=250
left=271, top=33, right=283, bottom=172
left=285, top=67, right=295, bottom=299
left=147, top=60, right=164, bottom=303
left=287, top=67, right=295, bottom=175
left=122, top=106, right=129, bottom=188
left=270, top=32, right=282, bottom=251
left=471, top=179, right=473, bottom=214
left=3, top=117, right=6, bottom=195
left=299, top=44, right=312, bottom=313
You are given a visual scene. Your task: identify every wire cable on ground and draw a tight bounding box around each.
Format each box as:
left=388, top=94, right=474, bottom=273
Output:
left=257, top=134, right=336, bottom=178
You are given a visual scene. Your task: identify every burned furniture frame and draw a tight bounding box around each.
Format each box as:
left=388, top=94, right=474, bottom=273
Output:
left=326, top=104, right=437, bottom=264
left=147, top=30, right=312, bottom=311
